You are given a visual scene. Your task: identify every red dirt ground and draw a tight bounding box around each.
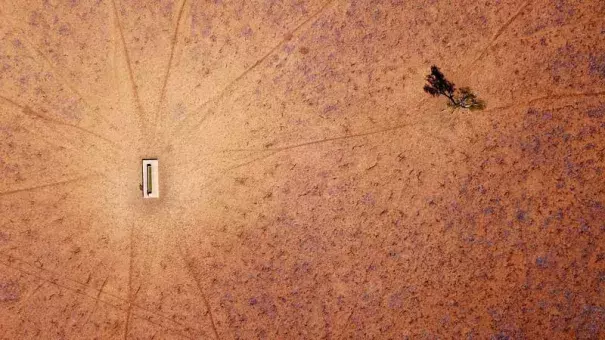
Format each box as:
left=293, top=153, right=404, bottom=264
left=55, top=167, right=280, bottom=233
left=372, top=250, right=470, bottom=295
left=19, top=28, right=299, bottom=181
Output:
left=0, top=0, right=604, bottom=338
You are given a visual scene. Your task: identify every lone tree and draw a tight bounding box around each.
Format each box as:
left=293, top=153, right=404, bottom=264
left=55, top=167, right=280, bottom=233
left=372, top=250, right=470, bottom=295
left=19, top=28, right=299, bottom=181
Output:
left=423, top=65, right=485, bottom=111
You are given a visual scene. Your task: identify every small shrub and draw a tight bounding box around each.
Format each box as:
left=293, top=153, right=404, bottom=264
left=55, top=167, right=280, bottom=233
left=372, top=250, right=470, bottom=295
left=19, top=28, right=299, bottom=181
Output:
left=423, top=65, right=485, bottom=111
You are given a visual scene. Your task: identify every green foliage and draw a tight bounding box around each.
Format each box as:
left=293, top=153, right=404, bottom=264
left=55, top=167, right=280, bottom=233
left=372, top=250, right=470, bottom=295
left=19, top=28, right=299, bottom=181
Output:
left=423, top=66, right=485, bottom=111
left=456, top=87, right=486, bottom=111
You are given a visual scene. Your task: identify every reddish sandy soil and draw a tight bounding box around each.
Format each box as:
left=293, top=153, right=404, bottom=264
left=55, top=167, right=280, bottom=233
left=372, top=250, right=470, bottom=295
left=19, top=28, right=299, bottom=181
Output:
left=1, top=0, right=604, bottom=339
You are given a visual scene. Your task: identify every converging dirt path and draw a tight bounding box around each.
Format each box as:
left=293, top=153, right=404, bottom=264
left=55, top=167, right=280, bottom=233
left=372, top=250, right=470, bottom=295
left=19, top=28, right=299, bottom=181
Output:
left=0, top=0, right=604, bottom=338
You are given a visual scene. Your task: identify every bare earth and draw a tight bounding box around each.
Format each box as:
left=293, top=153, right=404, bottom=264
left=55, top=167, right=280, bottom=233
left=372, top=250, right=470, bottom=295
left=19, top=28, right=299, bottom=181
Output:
left=0, top=0, right=604, bottom=338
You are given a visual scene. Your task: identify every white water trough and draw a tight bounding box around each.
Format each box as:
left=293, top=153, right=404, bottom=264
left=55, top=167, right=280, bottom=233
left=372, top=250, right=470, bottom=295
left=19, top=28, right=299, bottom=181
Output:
left=142, top=159, right=159, bottom=198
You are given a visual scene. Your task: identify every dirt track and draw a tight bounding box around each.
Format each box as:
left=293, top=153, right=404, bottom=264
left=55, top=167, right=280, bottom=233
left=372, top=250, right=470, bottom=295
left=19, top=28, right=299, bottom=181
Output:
left=0, top=0, right=604, bottom=338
